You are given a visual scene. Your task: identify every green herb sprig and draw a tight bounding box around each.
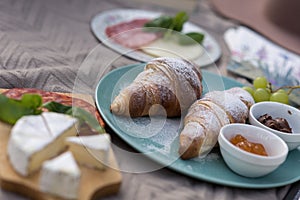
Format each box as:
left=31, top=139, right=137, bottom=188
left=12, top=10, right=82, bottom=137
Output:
left=144, top=11, right=205, bottom=45
left=0, top=94, right=43, bottom=124
left=0, top=93, right=105, bottom=134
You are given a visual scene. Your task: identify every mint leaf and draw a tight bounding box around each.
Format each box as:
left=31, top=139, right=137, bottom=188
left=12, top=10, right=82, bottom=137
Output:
left=0, top=94, right=42, bottom=124
left=144, top=11, right=205, bottom=45
left=172, top=11, right=188, bottom=32
left=144, top=16, right=173, bottom=29
left=179, top=32, right=205, bottom=45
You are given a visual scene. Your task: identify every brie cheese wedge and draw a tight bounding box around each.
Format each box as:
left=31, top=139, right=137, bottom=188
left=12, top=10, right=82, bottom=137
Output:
left=40, top=151, right=81, bottom=199
left=66, top=134, right=111, bottom=170
left=7, top=112, right=78, bottom=176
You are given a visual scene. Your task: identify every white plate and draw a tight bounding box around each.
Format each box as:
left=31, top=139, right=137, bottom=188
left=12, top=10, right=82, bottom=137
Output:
left=90, top=9, right=222, bottom=66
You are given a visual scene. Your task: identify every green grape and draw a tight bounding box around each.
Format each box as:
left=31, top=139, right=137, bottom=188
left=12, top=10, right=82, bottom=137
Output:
left=276, top=89, right=288, bottom=94
left=242, top=86, right=254, bottom=96
left=253, top=88, right=270, bottom=102
left=270, top=92, right=289, bottom=104
left=253, top=76, right=268, bottom=89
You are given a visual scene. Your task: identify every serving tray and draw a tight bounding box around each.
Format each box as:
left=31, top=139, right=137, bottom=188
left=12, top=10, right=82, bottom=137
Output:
left=95, top=64, right=300, bottom=189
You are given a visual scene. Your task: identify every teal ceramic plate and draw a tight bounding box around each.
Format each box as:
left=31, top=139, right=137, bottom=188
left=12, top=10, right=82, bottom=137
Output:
left=95, top=64, right=300, bottom=189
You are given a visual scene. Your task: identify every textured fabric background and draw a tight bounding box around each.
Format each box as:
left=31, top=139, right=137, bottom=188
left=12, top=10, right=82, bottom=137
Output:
left=0, top=0, right=295, bottom=199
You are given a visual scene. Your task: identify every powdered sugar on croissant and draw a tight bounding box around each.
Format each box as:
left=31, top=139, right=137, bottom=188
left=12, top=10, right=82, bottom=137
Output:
left=202, top=91, right=248, bottom=123
left=225, top=87, right=255, bottom=109
left=110, top=57, right=203, bottom=117
left=179, top=87, right=254, bottom=159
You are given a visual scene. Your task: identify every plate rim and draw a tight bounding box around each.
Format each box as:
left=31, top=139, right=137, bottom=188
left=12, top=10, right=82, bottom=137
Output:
left=90, top=8, right=222, bottom=66
left=95, top=63, right=300, bottom=189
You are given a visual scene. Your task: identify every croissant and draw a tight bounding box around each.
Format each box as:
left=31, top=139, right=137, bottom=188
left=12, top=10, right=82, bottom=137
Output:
left=110, top=57, right=203, bottom=117
left=179, top=87, right=254, bottom=160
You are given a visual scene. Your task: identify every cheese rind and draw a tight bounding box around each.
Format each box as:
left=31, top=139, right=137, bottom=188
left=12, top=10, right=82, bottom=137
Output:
left=7, top=112, right=78, bottom=176
left=40, top=151, right=81, bottom=199
left=66, top=134, right=111, bottom=170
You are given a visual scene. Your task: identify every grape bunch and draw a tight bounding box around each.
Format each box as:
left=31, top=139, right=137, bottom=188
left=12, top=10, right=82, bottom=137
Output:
left=243, top=76, right=291, bottom=104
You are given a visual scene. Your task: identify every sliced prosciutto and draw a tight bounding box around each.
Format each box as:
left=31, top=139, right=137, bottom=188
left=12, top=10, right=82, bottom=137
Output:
left=105, top=19, right=160, bottom=49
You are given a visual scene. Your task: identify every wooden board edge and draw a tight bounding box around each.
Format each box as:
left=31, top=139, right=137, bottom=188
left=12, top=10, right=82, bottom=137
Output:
left=0, top=180, right=50, bottom=200
left=0, top=166, right=122, bottom=200
left=91, top=182, right=122, bottom=200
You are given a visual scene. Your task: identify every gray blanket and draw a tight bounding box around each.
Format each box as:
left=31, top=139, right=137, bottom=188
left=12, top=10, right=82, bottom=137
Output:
left=0, top=0, right=294, bottom=199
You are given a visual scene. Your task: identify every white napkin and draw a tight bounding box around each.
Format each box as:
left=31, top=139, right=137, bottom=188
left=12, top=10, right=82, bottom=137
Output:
left=224, top=26, right=300, bottom=87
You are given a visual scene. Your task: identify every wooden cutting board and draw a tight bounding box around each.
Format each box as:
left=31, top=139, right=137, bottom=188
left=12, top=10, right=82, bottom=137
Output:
left=0, top=89, right=122, bottom=200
